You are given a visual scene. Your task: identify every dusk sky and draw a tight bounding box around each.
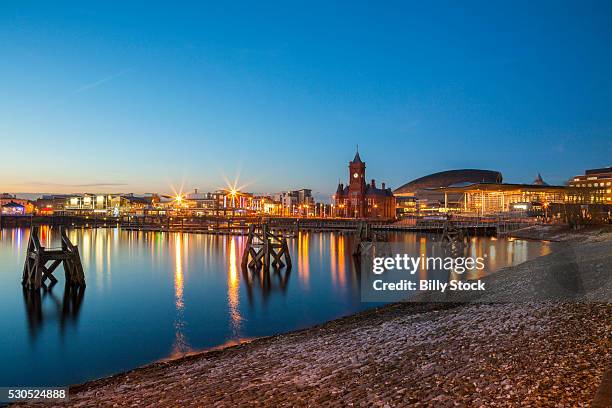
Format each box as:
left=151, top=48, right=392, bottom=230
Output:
left=1, top=1, right=611, bottom=199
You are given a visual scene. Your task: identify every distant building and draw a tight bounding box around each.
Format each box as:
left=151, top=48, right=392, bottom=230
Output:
left=274, top=189, right=314, bottom=216
left=180, top=189, right=253, bottom=216
left=61, top=193, right=161, bottom=216
left=252, top=196, right=282, bottom=215
left=63, top=194, right=128, bottom=215
left=181, top=191, right=213, bottom=215
left=396, top=169, right=604, bottom=215
left=216, top=190, right=253, bottom=215
left=394, top=169, right=503, bottom=215
left=0, top=193, right=16, bottom=205
left=568, top=167, right=612, bottom=204
left=34, top=195, right=69, bottom=215
left=122, top=194, right=160, bottom=215
left=1, top=201, right=25, bottom=215
left=439, top=183, right=568, bottom=214
left=0, top=193, right=33, bottom=214
left=334, top=150, right=395, bottom=219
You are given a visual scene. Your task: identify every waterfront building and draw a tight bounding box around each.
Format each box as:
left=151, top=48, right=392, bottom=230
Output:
left=61, top=193, right=154, bottom=216
left=217, top=190, right=253, bottom=215
left=181, top=190, right=218, bottom=215
left=123, top=194, right=161, bottom=215
left=252, top=196, right=282, bottom=215
left=0, top=193, right=17, bottom=206
left=395, top=168, right=609, bottom=216
left=180, top=189, right=254, bottom=216
left=334, top=150, right=395, bottom=219
left=439, top=183, right=568, bottom=214
left=313, top=202, right=332, bottom=217
left=567, top=167, right=612, bottom=204
left=395, top=195, right=418, bottom=217
left=34, top=195, right=69, bottom=215
left=1, top=201, right=25, bottom=215
left=63, top=194, right=125, bottom=215
left=273, top=189, right=314, bottom=216
left=394, top=169, right=503, bottom=216
left=0, top=193, right=33, bottom=214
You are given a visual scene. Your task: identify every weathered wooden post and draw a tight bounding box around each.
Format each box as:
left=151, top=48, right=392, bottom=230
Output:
left=242, top=223, right=291, bottom=272
left=352, top=221, right=385, bottom=257
left=241, top=224, right=254, bottom=269
left=262, top=224, right=271, bottom=271
left=22, top=226, right=85, bottom=290
left=441, top=221, right=465, bottom=246
left=353, top=221, right=370, bottom=256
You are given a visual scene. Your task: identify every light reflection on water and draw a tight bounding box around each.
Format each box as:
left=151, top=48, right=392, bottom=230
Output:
left=0, top=227, right=551, bottom=387
left=227, top=237, right=242, bottom=339
left=172, top=233, right=189, bottom=357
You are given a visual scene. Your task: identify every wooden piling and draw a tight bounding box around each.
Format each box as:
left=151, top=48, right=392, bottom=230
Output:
left=22, top=227, right=85, bottom=290
left=441, top=221, right=466, bottom=246
left=353, top=221, right=383, bottom=256
left=241, top=223, right=291, bottom=272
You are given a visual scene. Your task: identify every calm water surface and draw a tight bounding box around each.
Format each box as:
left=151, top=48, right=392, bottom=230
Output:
left=0, top=227, right=552, bottom=386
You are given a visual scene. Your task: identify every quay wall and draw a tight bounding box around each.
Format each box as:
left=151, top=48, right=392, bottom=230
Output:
left=0, top=214, right=525, bottom=236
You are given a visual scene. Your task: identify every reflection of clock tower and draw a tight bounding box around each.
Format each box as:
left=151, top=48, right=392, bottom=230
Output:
left=348, top=149, right=366, bottom=218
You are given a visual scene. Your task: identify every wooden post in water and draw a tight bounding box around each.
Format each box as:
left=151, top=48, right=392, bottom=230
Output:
left=353, top=221, right=377, bottom=256
left=241, top=223, right=291, bottom=272
left=22, top=226, right=85, bottom=290
left=441, top=221, right=465, bottom=245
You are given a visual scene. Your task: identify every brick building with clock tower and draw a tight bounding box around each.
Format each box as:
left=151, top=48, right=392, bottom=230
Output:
left=334, top=150, right=395, bottom=219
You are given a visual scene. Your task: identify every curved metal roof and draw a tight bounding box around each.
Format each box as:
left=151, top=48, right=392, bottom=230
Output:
left=394, top=169, right=503, bottom=194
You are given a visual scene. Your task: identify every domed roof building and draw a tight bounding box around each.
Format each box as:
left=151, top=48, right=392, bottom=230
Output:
left=394, top=169, right=503, bottom=195
left=393, top=169, right=503, bottom=215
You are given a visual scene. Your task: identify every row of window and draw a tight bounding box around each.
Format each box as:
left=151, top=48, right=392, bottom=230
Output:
left=571, top=180, right=612, bottom=188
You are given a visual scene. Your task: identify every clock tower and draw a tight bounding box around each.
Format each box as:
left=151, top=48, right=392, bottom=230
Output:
left=348, top=149, right=366, bottom=217
left=334, top=148, right=395, bottom=219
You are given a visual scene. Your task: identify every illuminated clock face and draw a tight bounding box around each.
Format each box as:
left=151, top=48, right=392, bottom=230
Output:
left=353, top=172, right=359, bottom=179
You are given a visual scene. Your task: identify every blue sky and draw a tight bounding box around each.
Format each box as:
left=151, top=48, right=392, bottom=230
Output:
left=1, top=1, right=611, bottom=199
